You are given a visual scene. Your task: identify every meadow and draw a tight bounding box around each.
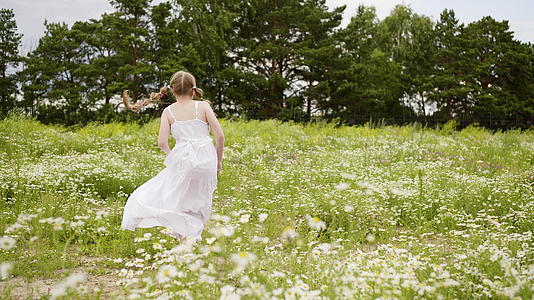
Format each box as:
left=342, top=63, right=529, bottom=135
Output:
left=0, top=114, right=532, bottom=299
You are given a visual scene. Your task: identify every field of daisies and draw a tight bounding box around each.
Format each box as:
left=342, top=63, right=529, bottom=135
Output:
left=0, top=113, right=533, bottom=299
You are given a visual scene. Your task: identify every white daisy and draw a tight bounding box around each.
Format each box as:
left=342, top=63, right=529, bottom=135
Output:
left=0, top=236, right=16, bottom=250
left=281, top=226, right=298, bottom=240
left=258, top=213, right=269, bottom=223
left=334, top=182, right=349, bottom=191
left=230, top=251, right=257, bottom=270
left=0, top=262, right=13, bottom=280
left=50, top=272, right=86, bottom=300
left=156, top=265, right=178, bottom=284
left=307, top=216, right=326, bottom=231
left=239, top=214, right=250, bottom=223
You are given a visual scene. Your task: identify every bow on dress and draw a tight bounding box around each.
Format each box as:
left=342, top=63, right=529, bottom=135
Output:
left=164, top=136, right=214, bottom=169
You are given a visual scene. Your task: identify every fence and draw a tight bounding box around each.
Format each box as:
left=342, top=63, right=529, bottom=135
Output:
left=241, top=110, right=533, bottom=131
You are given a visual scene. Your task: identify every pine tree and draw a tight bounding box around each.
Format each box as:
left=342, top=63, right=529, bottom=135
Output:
left=429, top=9, right=469, bottom=121
left=20, top=22, right=86, bottom=123
left=0, top=8, right=22, bottom=115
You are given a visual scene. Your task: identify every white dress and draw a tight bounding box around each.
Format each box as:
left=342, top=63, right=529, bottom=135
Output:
left=121, top=101, right=218, bottom=239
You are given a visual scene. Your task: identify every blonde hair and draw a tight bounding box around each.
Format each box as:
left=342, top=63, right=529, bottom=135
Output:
left=161, top=71, right=204, bottom=99
left=122, top=70, right=211, bottom=113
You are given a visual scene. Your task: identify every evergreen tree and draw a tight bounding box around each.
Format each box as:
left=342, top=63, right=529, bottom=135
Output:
left=429, top=9, right=470, bottom=121
left=0, top=8, right=22, bottom=115
left=464, top=16, right=533, bottom=128
left=231, top=0, right=344, bottom=119
left=295, top=0, right=345, bottom=121
left=404, top=13, right=436, bottom=120
left=108, top=0, right=154, bottom=103
left=20, top=22, right=86, bottom=123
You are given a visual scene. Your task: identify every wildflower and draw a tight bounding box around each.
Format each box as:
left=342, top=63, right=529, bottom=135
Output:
left=258, top=213, right=268, bottom=223
left=271, top=271, right=286, bottom=278
left=95, top=210, right=109, bottom=220
left=156, top=265, right=178, bottom=284
left=70, top=220, right=84, bottom=227
left=310, top=248, right=321, bottom=259
left=281, top=226, right=298, bottom=240
left=50, top=272, right=87, bottom=299
left=366, top=233, right=376, bottom=243
left=208, top=224, right=235, bottom=238
left=307, top=216, right=326, bottom=231
left=5, top=223, right=23, bottom=233
left=356, top=181, right=378, bottom=194
left=317, top=243, right=332, bottom=253
left=334, top=182, right=349, bottom=191
left=252, top=236, right=269, bottom=244
left=340, top=173, right=356, bottom=180
left=198, top=274, right=215, bottom=284
left=0, top=262, right=13, bottom=280
left=189, top=260, right=203, bottom=272
left=222, top=225, right=235, bottom=237
left=239, top=214, right=250, bottom=223
left=390, top=187, right=413, bottom=197
left=231, top=251, right=257, bottom=271
left=220, top=285, right=240, bottom=300
left=343, top=204, right=354, bottom=212
left=272, top=287, right=284, bottom=296
left=0, top=236, right=16, bottom=250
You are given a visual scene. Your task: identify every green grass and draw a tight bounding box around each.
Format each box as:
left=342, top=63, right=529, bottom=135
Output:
left=0, top=113, right=533, bottom=299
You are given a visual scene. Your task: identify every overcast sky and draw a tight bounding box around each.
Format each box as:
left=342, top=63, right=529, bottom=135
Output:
left=3, top=0, right=533, bottom=53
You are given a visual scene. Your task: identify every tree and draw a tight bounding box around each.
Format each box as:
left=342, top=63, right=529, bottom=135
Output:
left=20, top=22, right=87, bottom=123
left=329, top=5, right=414, bottom=125
left=403, top=13, right=437, bottom=120
left=428, top=9, right=470, bottom=121
left=295, top=0, right=345, bottom=121
left=108, top=0, right=154, bottom=104
left=0, top=8, right=22, bottom=115
left=171, top=0, right=241, bottom=114
left=231, top=0, right=344, bottom=120
left=463, top=16, right=533, bottom=128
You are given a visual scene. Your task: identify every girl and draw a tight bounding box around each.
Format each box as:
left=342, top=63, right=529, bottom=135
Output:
left=121, top=71, right=224, bottom=244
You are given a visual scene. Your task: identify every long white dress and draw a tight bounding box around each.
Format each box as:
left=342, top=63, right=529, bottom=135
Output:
left=121, top=101, right=218, bottom=240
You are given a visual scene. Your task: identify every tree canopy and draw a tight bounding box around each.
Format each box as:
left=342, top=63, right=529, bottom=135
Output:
left=1, top=1, right=532, bottom=129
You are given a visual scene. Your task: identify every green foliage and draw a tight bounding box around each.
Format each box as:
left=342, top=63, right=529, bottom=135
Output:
left=4, top=1, right=533, bottom=130
left=1, top=119, right=533, bottom=298
left=0, top=8, right=22, bottom=115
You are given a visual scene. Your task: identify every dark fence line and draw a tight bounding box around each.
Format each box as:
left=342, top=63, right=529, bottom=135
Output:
left=241, top=110, right=533, bottom=131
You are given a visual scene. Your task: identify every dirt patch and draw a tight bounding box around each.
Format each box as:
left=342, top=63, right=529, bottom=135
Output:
left=1, top=264, right=122, bottom=299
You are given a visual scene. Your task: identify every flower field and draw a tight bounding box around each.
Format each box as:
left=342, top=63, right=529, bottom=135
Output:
left=0, top=115, right=533, bottom=299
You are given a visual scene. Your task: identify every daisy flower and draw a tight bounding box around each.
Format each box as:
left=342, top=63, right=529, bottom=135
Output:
left=156, top=265, right=178, bottom=284
left=307, top=216, right=326, bottom=231
left=0, top=236, right=16, bottom=250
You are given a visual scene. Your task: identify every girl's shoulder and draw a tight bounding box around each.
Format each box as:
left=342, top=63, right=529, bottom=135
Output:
left=198, top=99, right=213, bottom=108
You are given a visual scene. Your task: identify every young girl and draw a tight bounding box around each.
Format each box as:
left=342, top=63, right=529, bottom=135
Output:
left=121, top=71, right=224, bottom=244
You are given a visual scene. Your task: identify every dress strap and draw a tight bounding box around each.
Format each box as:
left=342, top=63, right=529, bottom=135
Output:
left=167, top=106, right=176, bottom=121
left=194, top=101, right=199, bottom=119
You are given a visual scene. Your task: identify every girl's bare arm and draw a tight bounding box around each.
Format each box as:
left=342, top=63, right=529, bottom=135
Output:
left=203, top=102, right=224, bottom=172
left=157, top=108, right=172, bottom=155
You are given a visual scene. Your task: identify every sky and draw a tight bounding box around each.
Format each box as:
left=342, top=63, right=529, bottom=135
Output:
left=3, top=0, right=533, bottom=53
